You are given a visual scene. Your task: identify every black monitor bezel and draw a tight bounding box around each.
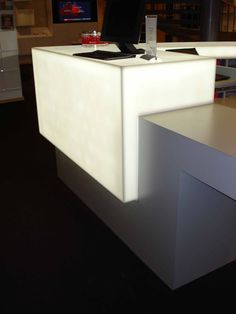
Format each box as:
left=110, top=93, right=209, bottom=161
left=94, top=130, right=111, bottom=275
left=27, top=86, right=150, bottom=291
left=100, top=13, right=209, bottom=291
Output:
left=100, top=0, right=146, bottom=44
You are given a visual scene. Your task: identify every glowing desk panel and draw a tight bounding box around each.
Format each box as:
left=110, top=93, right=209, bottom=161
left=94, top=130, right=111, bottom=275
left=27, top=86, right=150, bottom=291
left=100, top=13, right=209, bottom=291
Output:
left=32, top=45, right=215, bottom=202
left=157, top=41, right=236, bottom=58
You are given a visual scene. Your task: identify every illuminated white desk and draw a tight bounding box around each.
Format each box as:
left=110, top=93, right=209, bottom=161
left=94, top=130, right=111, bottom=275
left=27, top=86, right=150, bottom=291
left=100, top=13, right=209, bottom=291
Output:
left=32, top=43, right=236, bottom=289
left=32, top=44, right=215, bottom=202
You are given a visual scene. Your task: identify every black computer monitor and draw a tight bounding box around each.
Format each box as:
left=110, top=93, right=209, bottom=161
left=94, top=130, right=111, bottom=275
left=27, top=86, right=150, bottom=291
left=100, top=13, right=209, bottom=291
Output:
left=100, top=0, right=146, bottom=54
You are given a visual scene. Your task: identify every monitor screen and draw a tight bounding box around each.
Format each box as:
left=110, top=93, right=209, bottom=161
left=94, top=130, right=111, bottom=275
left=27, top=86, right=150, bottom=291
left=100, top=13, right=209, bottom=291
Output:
left=101, top=0, right=146, bottom=54
left=52, top=0, right=97, bottom=23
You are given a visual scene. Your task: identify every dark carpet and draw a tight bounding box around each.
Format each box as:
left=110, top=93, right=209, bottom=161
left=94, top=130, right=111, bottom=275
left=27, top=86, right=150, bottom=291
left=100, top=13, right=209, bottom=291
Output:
left=0, top=64, right=236, bottom=312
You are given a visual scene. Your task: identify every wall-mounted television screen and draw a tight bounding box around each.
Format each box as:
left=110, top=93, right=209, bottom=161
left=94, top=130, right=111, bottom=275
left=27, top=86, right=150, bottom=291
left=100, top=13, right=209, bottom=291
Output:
left=52, top=0, right=97, bottom=23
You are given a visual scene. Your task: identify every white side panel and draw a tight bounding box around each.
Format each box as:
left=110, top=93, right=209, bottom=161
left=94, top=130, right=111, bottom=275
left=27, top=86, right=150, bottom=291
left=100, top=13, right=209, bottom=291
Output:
left=0, top=30, right=18, bottom=51
left=32, top=49, right=124, bottom=200
left=0, top=30, right=23, bottom=101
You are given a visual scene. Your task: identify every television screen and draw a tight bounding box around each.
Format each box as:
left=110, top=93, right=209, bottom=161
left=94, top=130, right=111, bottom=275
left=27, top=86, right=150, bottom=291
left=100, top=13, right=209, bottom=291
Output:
left=52, top=0, right=97, bottom=23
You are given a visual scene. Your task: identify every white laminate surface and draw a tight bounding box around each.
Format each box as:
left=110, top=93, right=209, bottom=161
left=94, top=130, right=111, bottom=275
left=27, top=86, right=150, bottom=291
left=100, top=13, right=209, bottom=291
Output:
left=157, top=41, right=236, bottom=58
left=34, top=44, right=213, bottom=66
left=143, top=103, right=236, bottom=158
left=32, top=44, right=216, bottom=202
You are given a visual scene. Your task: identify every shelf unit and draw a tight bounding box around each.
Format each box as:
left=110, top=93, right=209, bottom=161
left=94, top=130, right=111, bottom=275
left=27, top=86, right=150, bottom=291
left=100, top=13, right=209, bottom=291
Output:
left=13, top=0, right=52, bottom=38
left=0, top=0, right=23, bottom=103
left=15, top=8, right=35, bottom=26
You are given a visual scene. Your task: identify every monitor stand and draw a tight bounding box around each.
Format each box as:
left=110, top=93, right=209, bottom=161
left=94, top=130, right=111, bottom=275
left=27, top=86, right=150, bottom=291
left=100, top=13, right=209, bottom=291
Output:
left=117, top=43, right=145, bottom=54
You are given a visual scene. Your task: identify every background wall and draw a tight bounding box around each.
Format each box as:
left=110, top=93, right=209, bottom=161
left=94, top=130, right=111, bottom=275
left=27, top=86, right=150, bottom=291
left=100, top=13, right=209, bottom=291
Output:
left=15, top=0, right=99, bottom=56
left=18, top=21, right=98, bottom=55
left=16, top=0, right=165, bottom=57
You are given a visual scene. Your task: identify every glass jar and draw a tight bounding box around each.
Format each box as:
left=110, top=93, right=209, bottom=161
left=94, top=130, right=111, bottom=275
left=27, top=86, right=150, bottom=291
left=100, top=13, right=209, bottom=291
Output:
left=81, top=31, right=101, bottom=46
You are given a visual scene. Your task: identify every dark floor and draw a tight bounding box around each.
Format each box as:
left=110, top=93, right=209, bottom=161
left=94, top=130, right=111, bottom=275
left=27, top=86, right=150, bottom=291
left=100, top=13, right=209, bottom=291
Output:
left=0, top=64, right=236, bottom=312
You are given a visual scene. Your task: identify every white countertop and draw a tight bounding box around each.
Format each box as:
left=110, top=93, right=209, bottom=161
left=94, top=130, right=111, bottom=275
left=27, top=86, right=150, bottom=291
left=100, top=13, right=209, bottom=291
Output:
left=157, top=41, right=236, bottom=59
left=143, top=103, right=236, bottom=158
left=34, top=41, right=236, bottom=62
left=33, top=43, right=212, bottom=67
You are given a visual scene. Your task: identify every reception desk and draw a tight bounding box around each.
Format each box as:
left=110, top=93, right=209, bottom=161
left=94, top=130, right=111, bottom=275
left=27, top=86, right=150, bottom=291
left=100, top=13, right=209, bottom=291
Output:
left=32, top=44, right=215, bottom=202
left=32, top=43, right=236, bottom=289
